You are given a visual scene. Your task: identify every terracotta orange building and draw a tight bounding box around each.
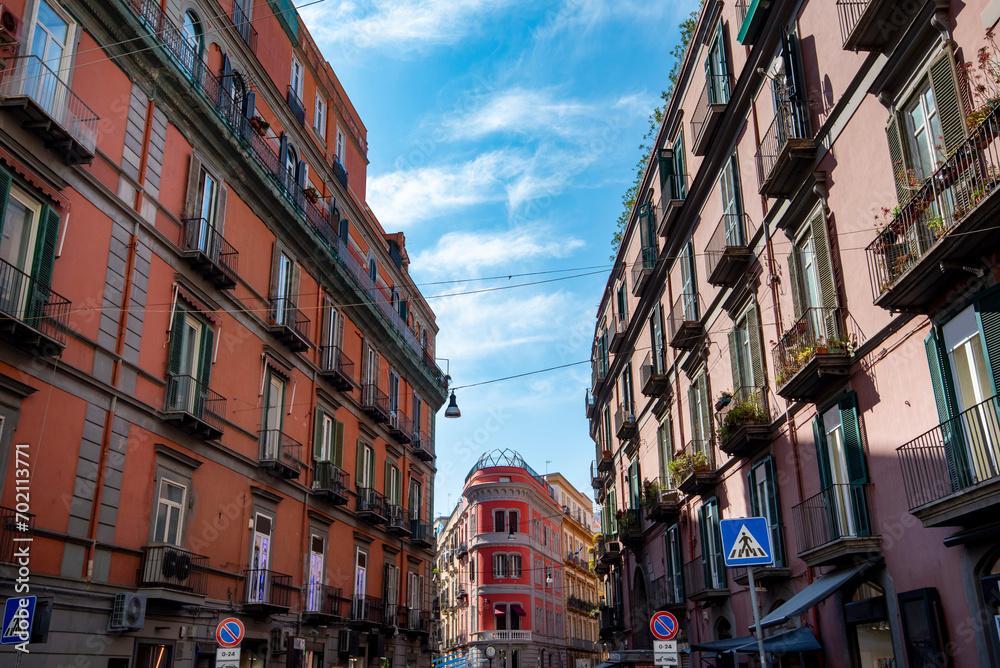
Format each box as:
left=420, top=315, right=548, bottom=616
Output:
left=0, top=0, right=447, bottom=665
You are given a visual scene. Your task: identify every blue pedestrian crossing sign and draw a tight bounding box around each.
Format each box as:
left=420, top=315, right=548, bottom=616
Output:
left=2, top=596, right=35, bottom=645
left=720, top=517, right=773, bottom=567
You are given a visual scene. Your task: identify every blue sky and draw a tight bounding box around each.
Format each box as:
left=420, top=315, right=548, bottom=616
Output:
left=300, top=0, right=699, bottom=518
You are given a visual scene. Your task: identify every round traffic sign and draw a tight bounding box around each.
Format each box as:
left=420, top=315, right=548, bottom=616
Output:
left=650, top=611, right=679, bottom=640
left=216, top=617, right=245, bottom=647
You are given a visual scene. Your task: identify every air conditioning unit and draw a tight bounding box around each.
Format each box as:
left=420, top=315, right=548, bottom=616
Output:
left=606, top=541, right=622, bottom=554
left=270, top=627, right=287, bottom=654
left=0, top=5, right=23, bottom=49
left=161, top=548, right=192, bottom=582
left=108, top=593, right=146, bottom=632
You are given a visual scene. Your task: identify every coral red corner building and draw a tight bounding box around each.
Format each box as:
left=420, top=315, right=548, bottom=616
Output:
left=0, top=0, right=447, bottom=664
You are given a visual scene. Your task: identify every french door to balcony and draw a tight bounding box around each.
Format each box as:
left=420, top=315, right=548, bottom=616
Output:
left=307, top=536, right=324, bottom=612
left=943, top=307, right=1000, bottom=482
left=177, top=315, right=202, bottom=413
left=27, top=0, right=72, bottom=118
left=0, top=187, right=40, bottom=319
left=249, top=513, right=272, bottom=603
left=821, top=406, right=856, bottom=538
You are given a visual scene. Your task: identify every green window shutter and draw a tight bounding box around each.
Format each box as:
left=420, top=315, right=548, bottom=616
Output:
left=698, top=505, right=709, bottom=582
left=658, top=148, right=674, bottom=191
left=924, top=330, right=968, bottom=491
left=839, top=392, right=871, bottom=535
left=728, top=327, right=742, bottom=392
left=928, top=50, right=968, bottom=155
left=333, top=420, right=344, bottom=467
left=885, top=114, right=910, bottom=205
left=687, top=384, right=698, bottom=441
left=313, top=408, right=326, bottom=461
left=356, top=439, right=365, bottom=488
left=747, top=465, right=760, bottom=516
left=384, top=460, right=391, bottom=498
left=675, top=132, right=686, bottom=196
left=747, top=302, right=765, bottom=387
left=29, top=205, right=60, bottom=322
left=369, top=449, right=377, bottom=493
left=787, top=250, right=805, bottom=320
left=974, top=286, right=1000, bottom=395
left=812, top=415, right=833, bottom=490
left=762, top=457, right=784, bottom=566
left=167, top=305, right=187, bottom=377
left=698, top=375, right=711, bottom=445
left=809, top=208, right=839, bottom=334
left=0, top=167, right=11, bottom=231
left=198, top=323, right=215, bottom=387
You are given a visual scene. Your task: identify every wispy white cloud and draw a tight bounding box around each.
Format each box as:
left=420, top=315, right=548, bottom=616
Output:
left=533, top=0, right=682, bottom=41
left=300, top=0, right=523, bottom=54
left=413, top=225, right=585, bottom=277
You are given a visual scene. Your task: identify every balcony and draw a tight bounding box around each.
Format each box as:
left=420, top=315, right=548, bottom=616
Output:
left=356, top=487, right=386, bottom=525
left=792, top=484, right=880, bottom=567
left=585, top=389, right=597, bottom=418
left=598, top=605, right=624, bottom=637
left=313, top=461, right=349, bottom=505
left=640, top=349, right=670, bottom=397
left=350, top=595, right=384, bottom=627
left=0, top=257, right=70, bottom=354
left=180, top=218, right=239, bottom=289
left=643, top=481, right=682, bottom=522
left=0, top=55, right=99, bottom=164
left=268, top=298, right=311, bottom=352
left=649, top=574, right=685, bottom=612
left=303, top=585, right=346, bottom=624
left=866, top=107, right=1000, bottom=312
left=243, top=568, right=293, bottom=616
left=401, top=608, right=431, bottom=635
left=333, top=158, right=349, bottom=189
left=457, top=543, right=469, bottom=559
left=598, top=450, right=614, bottom=472
left=232, top=4, right=258, bottom=54
left=409, top=519, right=434, bottom=549
left=716, top=386, right=771, bottom=458
left=163, top=374, right=226, bottom=440
left=412, top=430, right=435, bottom=462
left=361, top=383, right=391, bottom=423
left=683, top=556, right=728, bottom=603
left=592, top=361, right=608, bottom=394
left=474, top=630, right=533, bottom=642
left=838, top=0, right=920, bottom=52
left=388, top=410, right=413, bottom=444
left=608, top=312, right=628, bottom=353
left=668, top=292, right=702, bottom=350
left=755, top=100, right=816, bottom=198
left=591, top=462, right=604, bottom=490
left=258, top=429, right=304, bottom=479
left=615, top=404, right=638, bottom=441
left=772, top=307, right=851, bottom=402
left=732, top=523, right=789, bottom=584
left=385, top=503, right=412, bottom=537
left=319, top=345, right=356, bottom=391
left=597, top=535, right=622, bottom=565
left=631, top=245, right=657, bottom=296
left=0, top=506, right=33, bottom=564
left=137, top=545, right=208, bottom=599
left=691, top=74, right=732, bottom=156
left=287, top=85, right=306, bottom=125
left=676, top=440, right=717, bottom=496
left=617, top=508, right=643, bottom=549
left=657, top=168, right=688, bottom=238
left=897, top=393, right=1000, bottom=527
left=705, top=214, right=753, bottom=287
left=737, top=0, right=775, bottom=46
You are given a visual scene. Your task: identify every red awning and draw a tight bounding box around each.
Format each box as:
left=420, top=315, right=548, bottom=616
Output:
left=493, top=604, right=507, bottom=614
left=511, top=604, right=526, bottom=616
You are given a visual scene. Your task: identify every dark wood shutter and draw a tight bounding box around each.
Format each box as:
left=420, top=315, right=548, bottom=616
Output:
left=28, top=206, right=60, bottom=321
left=761, top=457, right=784, bottom=565
left=809, top=208, right=839, bottom=336
left=728, top=327, right=742, bottom=392
left=658, top=148, right=674, bottom=192
left=215, top=185, right=227, bottom=234
left=787, top=249, right=804, bottom=320
left=356, top=439, right=365, bottom=488
left=928, top=49, right=968, bottom=155
left=333, top=419, right=345, bottom=467
left=198, top=323, right=215, bottom=387
left=974, top=286, right=1000, bottom=395
left=747, top=302, right=765, bottom=387
left=167, top=304, right=186, bottom=377
left=885, top=114, right=910, bottom=204
left=313, top=408, right=326, bottom=461
left=184, top=154, right=202, bottom=219
left=0, top=167, right=11, bottom=227
left=813, top=415, right=833, bottom=490
left=839, top=392, right=871, bottom=535
left=674, top=132, right=686, bottom=196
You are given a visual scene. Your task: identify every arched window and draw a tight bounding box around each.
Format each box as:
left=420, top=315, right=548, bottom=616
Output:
left=339, top=218, right=349, bottom=242
left=182, top=11, right=203, bottom=56
left=285, top=144, right=297, bottom=180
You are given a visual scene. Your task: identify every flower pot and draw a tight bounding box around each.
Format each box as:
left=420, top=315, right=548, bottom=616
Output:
left=815, top=346, right=828, bottom=355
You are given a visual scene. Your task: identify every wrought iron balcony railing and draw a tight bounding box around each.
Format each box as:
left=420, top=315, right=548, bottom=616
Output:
left=180, top=218, right=239, bottom=288
left=683, top=554, right=727, bottom=600
left=356, top=486, right=386, bottom=522
left=691, top=74, right=732, bottom=154
left=351, top=595, right=384, bottom=625
left=0, top=55, right=100, bottom=162
left=792, top=484, right=875, bottom=555
left=244, top=568, right=293, bottom=608
left=304, top=584, right=345, bottom=618
left=705, top=213, right=753, bottom=287
left=755, top=99, right=812, bottom=192
left=138, top=545, right=208, bottom=594
left=0, top=506, right=33, bottom=564
left=258, top=429, right=304, bottom=478
left=287, top=85, right=306, bottom=125
left=631, top=245, right=657, bottom=295
left=362, top=383, right=390, bottom=423
left=668, top=292, right=702, bottom=349
left=0, top=256, right=70, bottom=349
left=313, top=461, right=349, bottom=504
left=164, top=373, right=226, bottom=438
left=772, top=307, right=848, bottom=395
left=232, top=4, right=258, bottom=54
left=319, top=344, right=355, bottom=390
left=897, top=393, right=1000, bottom=511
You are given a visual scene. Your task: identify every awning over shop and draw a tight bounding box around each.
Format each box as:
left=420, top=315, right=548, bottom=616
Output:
left=757, top=559, right=879, bottom=630
left=494, top=604, right=507, bottom=614
left=433, top=652, right=469, bottom=668
left=592, top=662, right=616, bottom=668
left=511, top=604, right=526, bottom=616
left=735, top=627, right=822, bottom=654
left=690, top=636, right=756, bottom=656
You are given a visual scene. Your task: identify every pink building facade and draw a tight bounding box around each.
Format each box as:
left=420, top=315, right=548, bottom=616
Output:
left=589, top=0, right=1000, bottom=666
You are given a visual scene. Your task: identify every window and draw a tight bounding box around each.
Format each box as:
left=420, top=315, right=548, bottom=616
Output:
left=354, top=547, right=368, bottom=601
left=628, top=460, right=641, bottom=509
left=388, top=370, right=399, bottom=419
left=290, top=57, right=303, bottom=97
left=356, top=441, right=375, bottom=489
left=29, top=0, right=73, bottom=71
left=688, top=371, right=711, bottom=447
left=543, top=526, right=548, bottom=546
left=271, top=249, right=296, bottom=325
left=368, top=256, right=378, bottom=283
left=509, top=554, right=522, bottom=578
left=0, top=172, right=61, bottom=318
left=657, top=414, right=673, bottom=486
left=786, top=207, right=838, bottom=344
left=383, top=562, right=400, bottom=608
left=408, top=480, right=422, bottom=520
left=385, top=463, right=401, bottom=505
left=749, top=457, right=784, bottom=566
left=364, top=344, right=379, bottom=390
left=615, top=281, right=628, bottom=323
left=314, top=95, right=327, bottom=138
left=649, top=303, right=665, bottom=375
left=312, top=409, right=344, bottom=465
left=261, top=371, right=286, bottom=458
left=729, top=302, right=764, bottom=395
left=705, top=21, right=730, bottom=104
left=493, top=553, right=508, bottom=578
left=679, top=241, right=699, bottom=320
left=494, top=509, right=506, bottom=533
left=413, top=393, right=423, bottom=438
left=658, top=131, right=687, bottom=200
left=307, top=535, right=325, bottom=612
left=601, top=405, right=612, bottom=453
left=166, top=304, right=215, bottom=414
left=248, top=513, right=273, bottom=602
left=153, top=479, right=186, bottom=545
left=508, top=510, right=519, bottom=534
left=665, top=525, right=683, bottom=602
left=181, top=10, right=203, bottom=58
left=621, top=361, right=635, bottom=415
left=335, top=126, right=346, bottom=164
left=813, top=392, right=871, bottom=539
left=698, top=499, right=725, bottom=590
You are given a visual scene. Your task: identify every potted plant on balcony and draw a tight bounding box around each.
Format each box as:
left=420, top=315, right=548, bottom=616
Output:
left=304, top=185, right=321, bottom=203
left=714, top=389, right=732, bottom=412
left=718, top=394, right=768, bottom=443
left=249, top=115, right=270, bottom=135
left=642, top=479, right=660, bottom=511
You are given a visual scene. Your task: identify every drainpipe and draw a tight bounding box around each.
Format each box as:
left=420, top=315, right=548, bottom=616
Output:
left=82, top=101, right=153, bottom=579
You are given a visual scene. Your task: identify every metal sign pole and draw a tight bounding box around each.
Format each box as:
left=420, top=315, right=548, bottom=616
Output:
left=747, top=569, right=767, bottom=668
